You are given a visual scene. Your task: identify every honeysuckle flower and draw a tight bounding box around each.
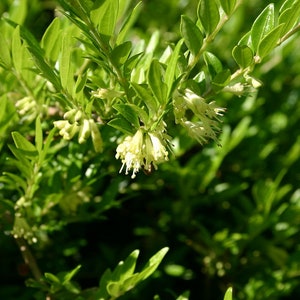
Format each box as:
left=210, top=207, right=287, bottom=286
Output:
left=15, top=96, right=38, bottom=123
left=115, top=128, right=169, bottom=179
left=183, top=89, right=226, bottom=121
left=92, top=88, right=124, bottom=100
left=173, top=89, right=225, bottom=145
left=53, top=109, right=103, bottom=152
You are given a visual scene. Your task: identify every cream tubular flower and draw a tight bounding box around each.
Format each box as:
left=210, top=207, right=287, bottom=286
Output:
left=115, top=129, right=169, bottom=179
left=173, top=89, right=225, bottom=145
left=116, top=129, right=144, bottom=179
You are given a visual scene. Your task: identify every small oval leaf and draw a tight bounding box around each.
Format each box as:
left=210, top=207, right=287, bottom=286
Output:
left=232, top=45, right=254, bottom=69
left=251, top=4, right=275, bottom=52
left=180, top=15, right=203, bottom=55
left=197, top=0, right=220, bottom=36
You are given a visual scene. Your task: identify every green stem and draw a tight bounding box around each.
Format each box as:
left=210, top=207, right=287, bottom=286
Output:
left=15, top=237, right=43, bottom=281
left=278, top=22, right=300, bottom=45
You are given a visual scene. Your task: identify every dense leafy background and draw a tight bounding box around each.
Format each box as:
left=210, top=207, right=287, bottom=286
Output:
left=0, top=0, right=300, bottom=299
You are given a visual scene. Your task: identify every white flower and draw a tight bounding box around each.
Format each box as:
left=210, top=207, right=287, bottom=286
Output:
left=173, top=89, right=225, bottom=145
left=116, top=129, right=169, bottom=179
left=92, top=88, right=124, bottom=99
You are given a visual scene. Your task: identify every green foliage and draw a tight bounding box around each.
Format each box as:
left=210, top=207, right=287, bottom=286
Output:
left=0, top=0, right=300, bottom=299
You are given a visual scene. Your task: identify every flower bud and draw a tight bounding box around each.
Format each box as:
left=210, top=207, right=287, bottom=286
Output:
left=89, top=120, right=103, bottom=152
left=74, top=110, right=83, bottom=122
left=78, top=119, right=91, bottom=144
left=53, top=120, right=69, bottom=130
left=63, top=108, right=77, bottom=121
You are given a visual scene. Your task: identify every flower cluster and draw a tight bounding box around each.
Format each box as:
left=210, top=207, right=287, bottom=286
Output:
left=53, top=108, right=102, bottom=152
left=174, top=89, right=226, bottom=145
left=115, top=128, right=169, bottom=179
left=15, top=96, right=39, bottom=123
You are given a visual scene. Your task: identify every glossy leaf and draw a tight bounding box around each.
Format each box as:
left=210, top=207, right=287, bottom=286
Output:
left=8, top=145, right=33, bottom=177
left=180, top=15, right=203, bottom=55
left=12, top=131, right=38, bottom=157
left=220, top=0, right=237, bottom=15
left=165, top=39, right=184, bottom=97
left=60, top=31, right=74, bottom=93
left=257, top=24, right=284, bottom=59
left=11, top=20, right=62, bottom=90
left=212, top=69, right=231, bottom=91
left=110, top=250, right=139, bottom=282
left=108, top=117, right=135, bottom=135
left=63, top=265, right=81, bottom=283
left=0, top=32, right=12, bottom=69
left=90, top=0, right=119, bottom=39
left=232, top=44, right=254, bottom=69
left=278, top=1, right=300, bottom=37
left=41, top=18, right=62, bottom=63
left=148, top=59, right=168, bottom=104
left=251, top=4, right=275, bottom=52
left=203, top=51, right=223, bottom=76
left=110, top=41, right=132, bottom=67
left=279, top=0, right=298, bottom=13
left=9, top=0, right=27, bottom=24
left=113, top=103, right=140, bottom=129
left=224, top=287, right=233, bottom=300
left=197, top=0, right=220, bottom=36
left=12, top=26, right=23, bottom=72
left=116, top=1, right=142, bottom=45
left=131, top=82, right=158, bottom=113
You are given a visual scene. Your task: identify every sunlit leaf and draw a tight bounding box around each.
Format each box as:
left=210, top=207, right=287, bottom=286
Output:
left=180, top=15, right=203, bottom=55
left=197, top=0, right=220, bottom=36
left=251, top=4, right=275, bottom=52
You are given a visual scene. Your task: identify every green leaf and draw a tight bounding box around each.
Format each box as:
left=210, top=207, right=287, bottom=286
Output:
left=9, top=0, right=28, bottom=24
left=203, top=51, right=223, bottom=76
left=197, top=0, right=220, bottom=36
left=212, top=69, right=231, bottom=91
left=220, top=0, right=237, bottom=15
left=176, top=291, right=190, bottom=300
left=12, top=26, right=22, bottom=72
left=11, top=131, right=38, bottom=157
left=60, top=30, right=74, bottom=93
left=257, top=24, right=284, bottom=59
left=9, top=20, right=62, bottom=90
left=107, top=247, right=169, bottom=297
left=1, top=172, right=27, bottom=192
left=116, top=1, right=142, bottom=45
left=108, top=117, right=135, bottom=135
left=224, top=287, right=233, bottom=300
left=111, top=250, right=139, bottom=282
left=180, top=15, right=203, bottom=55
left=279, top=0, right=297, bottom=14
left=41, top=18, right=62, bottom=63
left=44, top=273, right=61, bottom=284
left=278, top=1, right=300, bottom=37
left=148, top=59, right=168, bottom=104
left=110, top=41, right=132, bottom=67
left=131, top=82, right=158, bottom=114
left=232, top=45, right=254, bottom=69
left=137, top=247, right=169, bottom=281
left=63, top=265, right=81, bottom=283
left=251, top=4, right=275, bottom=52
left=75, top=73, right=88, bottom=94
left=8, top=145, right=33, bottom=178
left=165, top=39, right=184, bottom=97
left=113, top=104, right=140, bottom=129
left=90, top=0, right=119, bottom=39
left=0, top=32, right=12, bottom=69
